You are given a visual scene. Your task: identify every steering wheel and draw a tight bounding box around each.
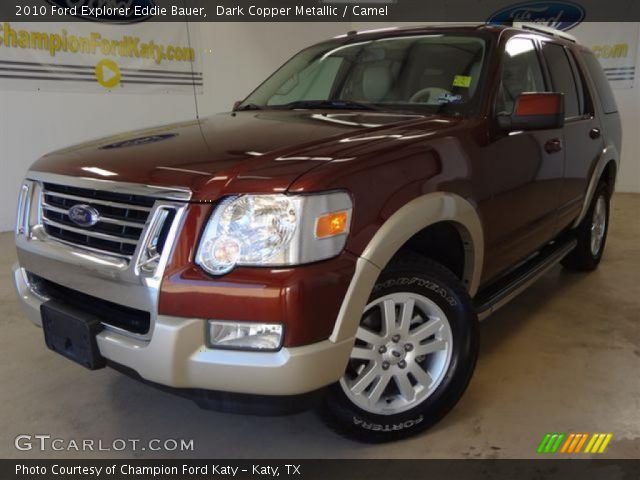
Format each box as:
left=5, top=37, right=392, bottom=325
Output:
left=409, top=87, right=452, bottom=105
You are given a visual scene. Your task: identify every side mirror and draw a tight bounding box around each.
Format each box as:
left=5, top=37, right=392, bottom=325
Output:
left=232, top=100, right=242, bottom=111
left=498, top=92, right=564, bottom=131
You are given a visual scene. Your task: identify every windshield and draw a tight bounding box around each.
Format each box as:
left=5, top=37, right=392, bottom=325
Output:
left=239, top=33, right=488, bottom=115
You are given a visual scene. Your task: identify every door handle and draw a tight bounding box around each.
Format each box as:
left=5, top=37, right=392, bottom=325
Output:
left=544, top=138, right=562, bottom=154
left=590, top=127, right=601, bottom=139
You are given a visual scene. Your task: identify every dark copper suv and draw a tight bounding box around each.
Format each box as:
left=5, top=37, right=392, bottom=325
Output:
left=13, top=24, right=621, bottom=442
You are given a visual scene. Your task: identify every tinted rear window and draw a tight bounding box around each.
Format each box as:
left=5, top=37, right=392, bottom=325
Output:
left=580, top=50, right=618, bottom=114
left=542, top=43, right=580, bottom=118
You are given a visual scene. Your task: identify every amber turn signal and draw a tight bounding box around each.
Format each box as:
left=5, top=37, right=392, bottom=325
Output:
left=315, top=211, right=349, bottom=239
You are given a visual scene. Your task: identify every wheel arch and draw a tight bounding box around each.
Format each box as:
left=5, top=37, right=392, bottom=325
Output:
left=600, top=159, right=617, bottom=198
left=573, top=145, right=619, bottom=228
left=330, top=192, right=484, bottom=343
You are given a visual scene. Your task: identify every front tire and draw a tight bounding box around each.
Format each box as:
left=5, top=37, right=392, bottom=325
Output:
left=562, top=182, right=610, bottom=271
left=320, top=256, right=479, bottom=442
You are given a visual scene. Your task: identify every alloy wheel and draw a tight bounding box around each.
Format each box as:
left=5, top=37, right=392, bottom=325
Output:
left=340, top=292, right=453, bottom=415
left=590, top=195, right=607, bottom=256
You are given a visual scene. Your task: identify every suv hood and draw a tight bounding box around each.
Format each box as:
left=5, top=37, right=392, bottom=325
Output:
left=31, top=110, right=460, bottom=201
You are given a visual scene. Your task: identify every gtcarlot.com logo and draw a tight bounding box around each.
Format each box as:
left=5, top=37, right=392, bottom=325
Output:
left=14, top=434, right=194, bottom=452
left=537, top=432, right=613, bottom=454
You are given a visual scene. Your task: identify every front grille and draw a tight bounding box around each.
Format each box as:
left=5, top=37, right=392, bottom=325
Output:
left=40, top=183, right=156, bottom=258
left=27, top=273, right=151, bottom=335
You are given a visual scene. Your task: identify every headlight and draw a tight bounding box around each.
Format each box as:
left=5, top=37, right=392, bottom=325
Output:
left=196, top=192, right=352, bottom=275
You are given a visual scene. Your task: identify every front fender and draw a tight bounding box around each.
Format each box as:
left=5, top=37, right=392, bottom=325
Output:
left=330, top=192, right=484, bottom=343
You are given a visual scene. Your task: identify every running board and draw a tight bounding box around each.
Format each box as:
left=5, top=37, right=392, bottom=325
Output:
left=475, top=238, right=577, bottom=321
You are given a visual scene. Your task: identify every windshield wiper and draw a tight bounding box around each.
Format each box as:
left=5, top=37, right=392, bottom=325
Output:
left=280, top=100, right=376, bottom=111
left=236, top=103, right=262, bottom=111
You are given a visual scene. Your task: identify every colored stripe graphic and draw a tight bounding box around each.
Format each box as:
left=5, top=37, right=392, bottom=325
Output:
left=584, top=433, right=614, bottom=454
left=539, top=433, right=613, bottom=454
left=570, top=434, right=586, bottom=453
left=537, top=434, right=552, bottom=453
left=560, top=433, right=575, bottom=453
left=574, top=434, right=589, bottom=453
left=537, top=433, right=565, bottom=453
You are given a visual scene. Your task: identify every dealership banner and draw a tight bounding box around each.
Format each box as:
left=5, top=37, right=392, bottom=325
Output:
left=0, top=21, right=202, bottom=94
left=573, top=23, right=639, bottom=89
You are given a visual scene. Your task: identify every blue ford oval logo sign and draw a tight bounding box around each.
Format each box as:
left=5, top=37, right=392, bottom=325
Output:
left=487, top=1, right=585, bottom=31
left=45, top=0, right=156, bottom=23
left=68, top=204, right=100, bottom=228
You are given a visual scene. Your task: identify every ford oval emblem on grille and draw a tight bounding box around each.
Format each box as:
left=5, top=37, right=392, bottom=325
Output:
left=68, top=204, right=100, bottom=227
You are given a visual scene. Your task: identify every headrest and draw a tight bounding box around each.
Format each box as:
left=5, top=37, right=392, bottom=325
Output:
left=362, top=64, right=392, bottom=102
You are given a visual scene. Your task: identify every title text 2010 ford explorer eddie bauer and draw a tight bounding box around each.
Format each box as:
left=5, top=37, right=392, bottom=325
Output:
left=13, top=24, right=621, bottom=442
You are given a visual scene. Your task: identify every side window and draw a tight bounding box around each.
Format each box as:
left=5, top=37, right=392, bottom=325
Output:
left=497, top=38, right=547, bottom=114
left=580, top=50, right=618, bottom=114
left=541, top=42, right=581, bottom=118
left=566, top=49, right=593, bottom=115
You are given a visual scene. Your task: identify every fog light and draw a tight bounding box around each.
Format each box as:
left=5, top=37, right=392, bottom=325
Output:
left=207, top=321, right=284, bottom=351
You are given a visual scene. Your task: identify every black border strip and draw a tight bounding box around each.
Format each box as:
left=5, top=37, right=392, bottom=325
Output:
left=3, top=459, right=640, bottom=480
left=4, top=0, right=640, bottom=22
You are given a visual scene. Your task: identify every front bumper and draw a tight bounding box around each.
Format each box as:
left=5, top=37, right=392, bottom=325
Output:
left=13, top=264, right=354, bottom=395
left=13, top=172, right=355, bottom=397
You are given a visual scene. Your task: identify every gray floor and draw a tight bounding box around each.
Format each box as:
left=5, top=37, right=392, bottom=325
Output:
left=1, top=194, right=638, bottom=459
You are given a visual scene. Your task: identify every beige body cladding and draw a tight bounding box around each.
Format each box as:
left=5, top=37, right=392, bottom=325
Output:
left=330, top=192, right=484, bottom=343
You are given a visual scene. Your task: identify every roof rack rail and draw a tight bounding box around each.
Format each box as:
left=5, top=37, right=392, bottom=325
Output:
left=512, top=22, right=577, bottom=43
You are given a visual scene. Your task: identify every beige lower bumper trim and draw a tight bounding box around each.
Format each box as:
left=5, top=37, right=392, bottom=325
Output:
left=13, top=263, right=354, bottom=396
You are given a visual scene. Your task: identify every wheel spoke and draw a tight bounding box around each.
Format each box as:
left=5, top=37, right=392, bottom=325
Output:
left=398, top=298, right=416, bottom=336
left=351, top=347, right=377, bottom=361
left=356, top=326, right=383, bottom=346
left=409, top=362, right=433, bottom=388
left=367, top=373, right=392, bottom=406
left=350, top=363, right=379, bottom=394
left=394, top=373, right=416, bottom=403
left=409, top=316, right=443, bottom=342
left=382, top=299, right=397, bottom=336
left=414, top=338, right=447, bottom=357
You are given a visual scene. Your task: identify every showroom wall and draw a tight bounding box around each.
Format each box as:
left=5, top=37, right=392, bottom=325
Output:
left=0, top=22, right=344, bottom=232
left=0, top=21, right=638, bottom=231
left=194, top=22, right=346, bottom=116
left=0, top=90, right=197, bottom=231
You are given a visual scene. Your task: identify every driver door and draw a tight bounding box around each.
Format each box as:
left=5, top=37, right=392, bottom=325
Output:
left=481, top=36, right=565, bottom=283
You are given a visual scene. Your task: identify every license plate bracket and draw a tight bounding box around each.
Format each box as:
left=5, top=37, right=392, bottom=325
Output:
left=41, top=301, right=106, bottom=370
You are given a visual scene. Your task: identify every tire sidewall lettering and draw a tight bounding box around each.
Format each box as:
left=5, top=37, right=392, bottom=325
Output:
left=373, top=277, right=458, bottom=307
left=353, top=415, right=424, bottom=432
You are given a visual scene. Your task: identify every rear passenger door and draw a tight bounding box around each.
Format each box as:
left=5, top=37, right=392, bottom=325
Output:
left=539, top=41, right=604, bottom=229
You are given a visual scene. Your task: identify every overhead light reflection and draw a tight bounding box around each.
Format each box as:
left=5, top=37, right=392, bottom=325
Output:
left=81, top=167, right=117, bottom=177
